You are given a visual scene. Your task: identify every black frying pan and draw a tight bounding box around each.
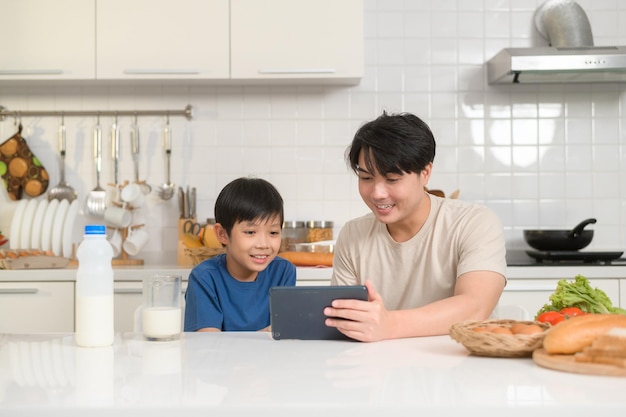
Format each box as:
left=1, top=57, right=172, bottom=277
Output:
left=523, top=218, right=596, bottom=251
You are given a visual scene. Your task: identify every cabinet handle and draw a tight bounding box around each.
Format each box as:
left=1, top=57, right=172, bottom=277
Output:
left=0, top=70, right=64, bottom=75
left=257, top=68, right=336, bottom=74
left=114, top=288, right=143, bottom=294
left=503, top=285, right=556, bottom=292
left=123, top=69, right=200, bottom=75
left=0, top=288, right=39, bottom=294
left=114, top=288, right=186, bottom=294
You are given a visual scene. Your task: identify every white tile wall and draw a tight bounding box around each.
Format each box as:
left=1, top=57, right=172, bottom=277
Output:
left=2, top=0, right=626, bottom=264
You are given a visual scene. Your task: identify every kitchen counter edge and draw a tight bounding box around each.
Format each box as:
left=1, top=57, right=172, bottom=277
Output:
left=1, top=265, right=626, bottom=282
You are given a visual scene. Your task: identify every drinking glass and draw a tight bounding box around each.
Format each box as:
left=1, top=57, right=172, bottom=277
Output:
left=142, top=274, right=182, bottom=341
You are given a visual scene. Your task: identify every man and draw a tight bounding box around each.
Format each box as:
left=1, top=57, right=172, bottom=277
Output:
left=325, top=112, right=506, bottom=342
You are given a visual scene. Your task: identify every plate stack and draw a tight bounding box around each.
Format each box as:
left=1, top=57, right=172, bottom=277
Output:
left=8, top=198, right=80, bottom=258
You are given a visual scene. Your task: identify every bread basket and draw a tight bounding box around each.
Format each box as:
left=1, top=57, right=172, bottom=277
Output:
left=184, top=246, right=225, bottom=265
left=449, top=319, right=551, bottom=358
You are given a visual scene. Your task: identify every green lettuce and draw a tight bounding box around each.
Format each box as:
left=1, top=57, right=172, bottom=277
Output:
left=536, top=274, right=626, bottom=318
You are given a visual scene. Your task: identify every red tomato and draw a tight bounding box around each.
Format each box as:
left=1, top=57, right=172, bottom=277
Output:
left=560, top=307, right=585, bottom=318
left=537, top=311, right=565, bottom=325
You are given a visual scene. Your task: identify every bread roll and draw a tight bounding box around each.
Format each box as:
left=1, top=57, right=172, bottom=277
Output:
left=543, top=314, right=626, bottom=354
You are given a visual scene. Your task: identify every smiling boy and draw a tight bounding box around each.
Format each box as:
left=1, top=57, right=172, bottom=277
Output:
left=326, top=112, right=507, bottom=342
left=184, top=177, right=296, bottom=332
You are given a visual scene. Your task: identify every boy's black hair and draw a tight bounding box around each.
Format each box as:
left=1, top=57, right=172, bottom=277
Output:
left=214, top=177, right=284, bottom=234
left=346, top=111, right=436, bottom=176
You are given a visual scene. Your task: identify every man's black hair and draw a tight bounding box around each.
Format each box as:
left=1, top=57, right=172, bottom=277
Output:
left=347, top=111, right=436, bottom=176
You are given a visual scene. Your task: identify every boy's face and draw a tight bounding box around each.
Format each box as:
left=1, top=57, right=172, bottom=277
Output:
left=215, top=215, right=283, bottom=282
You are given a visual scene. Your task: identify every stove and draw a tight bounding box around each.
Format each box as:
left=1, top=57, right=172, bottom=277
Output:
left=506, top=249, right=626, bottom=266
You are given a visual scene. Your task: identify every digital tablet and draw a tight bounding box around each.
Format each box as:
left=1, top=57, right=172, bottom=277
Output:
left=269, top=285, right=368, bottom=341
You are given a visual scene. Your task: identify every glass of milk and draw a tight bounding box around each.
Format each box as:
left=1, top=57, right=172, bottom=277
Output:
left=142, top=274, right=182, bottom=341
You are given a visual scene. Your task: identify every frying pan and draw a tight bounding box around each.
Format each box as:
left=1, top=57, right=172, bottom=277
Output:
left=523, top=218, right=596, bottom=251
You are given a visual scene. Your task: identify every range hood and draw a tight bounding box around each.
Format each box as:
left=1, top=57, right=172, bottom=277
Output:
left=487, top=0, right=626, bottom=84
left=488, top=46, right=626, bottom=84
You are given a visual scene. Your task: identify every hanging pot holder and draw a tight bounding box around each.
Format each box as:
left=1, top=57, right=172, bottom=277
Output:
left=0, top=124, right=49, bottom=200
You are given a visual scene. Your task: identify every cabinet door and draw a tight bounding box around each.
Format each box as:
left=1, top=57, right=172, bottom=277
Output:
left=231, top=0, right=363, bottom=82
left=498, top=278, right=620, bottom=317
left=0, top=0, right=95, bottom=80
left=97, top=0, right=229, bottom=80
left=0, top=282, right=74, bottom=332
left=114, top=281, right=187, bottom=332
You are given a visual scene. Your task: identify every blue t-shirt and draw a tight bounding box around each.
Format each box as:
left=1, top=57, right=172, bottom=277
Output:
left=184, top=253, right=296, bottom=331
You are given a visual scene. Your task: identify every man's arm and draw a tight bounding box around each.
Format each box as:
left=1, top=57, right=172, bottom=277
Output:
left=324, top=271, right=505, bottom=342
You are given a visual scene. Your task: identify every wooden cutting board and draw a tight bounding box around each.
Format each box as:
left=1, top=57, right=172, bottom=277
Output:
left=0, top=255, right=70, bottom=269
left=533, top=348, right=626, bottom=377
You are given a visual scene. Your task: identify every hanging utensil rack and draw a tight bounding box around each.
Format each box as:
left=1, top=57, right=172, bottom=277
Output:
left=0, top=104, right=193, bottom=121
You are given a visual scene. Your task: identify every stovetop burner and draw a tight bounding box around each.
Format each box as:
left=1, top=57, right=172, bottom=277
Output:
left=506, top=249, right=626, bottom=266
left=526, top=250, right=624, bottom=264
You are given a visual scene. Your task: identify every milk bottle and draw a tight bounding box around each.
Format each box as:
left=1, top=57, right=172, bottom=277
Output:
left=75, top=224, right=114, bottom=347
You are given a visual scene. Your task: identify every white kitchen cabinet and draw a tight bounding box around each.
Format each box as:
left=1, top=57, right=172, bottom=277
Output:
left=114, top=281, right=188, bottom=332
left=96, top=0, right=229, bottom=80
left=0, top=0, right=95, bottom=80
left=0, top=282, right=74, bottom=332
left=230, top=0, right=363, bottom=83
left=498, top=278, right=621, bottom=318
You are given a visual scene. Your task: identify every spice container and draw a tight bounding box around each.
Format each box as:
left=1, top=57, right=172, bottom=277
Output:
left=281, top=221, right=307, bottom=252
left=306, top=220, right=334, bottom=243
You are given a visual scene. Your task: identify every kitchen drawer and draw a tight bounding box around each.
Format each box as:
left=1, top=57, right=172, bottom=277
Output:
left=0, top=281, right=74, bottom=332
left=499, top=278, right=620, bottom=318
left=114, top=281, right=188, bottom=332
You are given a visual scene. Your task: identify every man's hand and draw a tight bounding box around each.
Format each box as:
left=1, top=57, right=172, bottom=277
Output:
left=324, top=280, right=393, bottom=342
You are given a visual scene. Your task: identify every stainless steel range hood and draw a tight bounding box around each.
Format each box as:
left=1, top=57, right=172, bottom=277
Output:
left=487, top=0, right=626, bottom=84
left=488, top=46, right=626, bottom=84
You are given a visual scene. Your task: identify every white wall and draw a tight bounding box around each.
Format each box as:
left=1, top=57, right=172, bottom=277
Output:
left=1, top=0, right=625, bottom=264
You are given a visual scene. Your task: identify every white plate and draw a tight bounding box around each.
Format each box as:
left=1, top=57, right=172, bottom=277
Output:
left=9, top=200, right=28, bottom=249
left=40, top=199, right=60, bottom=252
left=19, top=199, right=39, bottom=249
left=51, top=199, right=69, bottom=256
left=62, top=200, right=79, bottom=258
left=30, top=199, right=49, bottom=249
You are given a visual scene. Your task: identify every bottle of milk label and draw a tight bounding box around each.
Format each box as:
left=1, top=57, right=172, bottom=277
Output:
left=75, top=224, right=114, bottom=347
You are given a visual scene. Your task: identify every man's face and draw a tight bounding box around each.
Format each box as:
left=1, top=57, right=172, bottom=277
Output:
left=356, top=151, right=431, bottom=229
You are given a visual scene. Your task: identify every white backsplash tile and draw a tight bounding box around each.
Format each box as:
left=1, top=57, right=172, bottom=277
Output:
left=2, top=1, right=626, bottom=264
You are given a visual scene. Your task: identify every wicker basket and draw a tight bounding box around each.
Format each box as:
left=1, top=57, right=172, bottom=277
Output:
left=184, top=246, right=225, bottom=265
left=449, top=319, right=551, bottom=358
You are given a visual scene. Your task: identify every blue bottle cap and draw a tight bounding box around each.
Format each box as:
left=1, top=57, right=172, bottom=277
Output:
left=84, top=225, right=106, bottom=235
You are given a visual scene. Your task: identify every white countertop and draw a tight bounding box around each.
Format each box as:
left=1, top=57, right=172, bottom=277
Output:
left=0, top=266, right=332, bottom=282
left=1, top=331, right=625, bottom=417
left=2, top=265, right=626, bottom=282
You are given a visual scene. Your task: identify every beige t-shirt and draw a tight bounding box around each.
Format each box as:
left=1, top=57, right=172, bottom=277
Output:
left=331, top=195, right=507, bottom=310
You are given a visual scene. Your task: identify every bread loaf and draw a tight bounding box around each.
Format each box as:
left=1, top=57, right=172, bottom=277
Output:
left=574, top=327, right=626, bottom=368
left=543, top=314, right=626, bottom=354
left=278, top=251, right=333, bottom=267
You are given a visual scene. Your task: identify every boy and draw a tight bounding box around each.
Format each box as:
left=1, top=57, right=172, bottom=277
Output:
left=184, top=177, right=296, bottom=332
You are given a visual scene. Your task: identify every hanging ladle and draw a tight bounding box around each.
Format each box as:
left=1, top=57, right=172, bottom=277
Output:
left=47, top=115, right=78, bottom=202
left=157, top=115, right=175, bottom=200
